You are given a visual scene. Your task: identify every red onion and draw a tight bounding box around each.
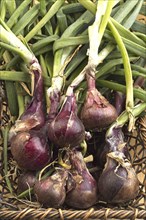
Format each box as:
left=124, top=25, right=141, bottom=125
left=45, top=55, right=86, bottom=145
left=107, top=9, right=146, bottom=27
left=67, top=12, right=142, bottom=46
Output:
left=10, top=128, right=51, bottom=171
left=98, top=127, right=139, bottom=204
left=81, top=67, right=118, bottom=130
left=7, top=51, right=51, bottom=171
left=17, top=171, right=36, bottom=194
left=65, top=149, right=98, bottom=209
left=98, top=151, right=139, bottom=203
left=34, top=169, right=68, bottom=208
left=48, top=94, right=85, bottom=148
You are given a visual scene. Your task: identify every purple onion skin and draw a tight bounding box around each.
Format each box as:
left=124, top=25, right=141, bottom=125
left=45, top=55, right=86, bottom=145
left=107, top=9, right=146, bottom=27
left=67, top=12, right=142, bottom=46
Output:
left=17, top=171, right=36, bottom=194
left=81, top=88, right=118, bottom=130
left=48, top=95, right=85, bottom=148
left=47, top=89, right=61, bottom=123
left=87, top=131, right=106, bottom=168
left=96, top=127, right=139, bottom=204
left=10, top=129, right=51, bottom=171
left=9, top=68, right=50, bottom=171
left=114, top=91, right=125, bottom=116
left=93, top=128, right=129, bottom=168
left=105, top=127, right=129, bottom=159
left=65, top=150, right=98, bottom=209
left=20, top=69, right=45, bottom=128
left=9, top=69, right=45, bottom=140
left=20, top=99, right=45, bottom=130
left=34, top=169, right=68, bottom=208
left=98, top=154, right=139, bottom=204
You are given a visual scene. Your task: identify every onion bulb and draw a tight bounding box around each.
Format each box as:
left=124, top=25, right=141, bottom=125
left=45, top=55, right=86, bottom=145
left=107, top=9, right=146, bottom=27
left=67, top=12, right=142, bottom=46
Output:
left=48, top=95, right=85, bottom=148
left=98, top=151, right=139, bottom=204
left=10, top=129, right=51, bottom=171
left=65, top=149, right=98, bottom=209
left=34, top=169, right=68, bottom=208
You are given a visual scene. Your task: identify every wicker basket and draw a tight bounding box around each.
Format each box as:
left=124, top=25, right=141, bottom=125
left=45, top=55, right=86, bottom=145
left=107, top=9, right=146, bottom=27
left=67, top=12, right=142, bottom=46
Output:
left=0, top=77, right=146, bottom=220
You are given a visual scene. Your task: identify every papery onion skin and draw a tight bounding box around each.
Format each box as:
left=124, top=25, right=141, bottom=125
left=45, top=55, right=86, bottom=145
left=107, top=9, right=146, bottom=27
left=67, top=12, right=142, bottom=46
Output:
left=10, top=130, right=51, bottom=171
left=98, top=153, right=139, bottom=204
left=65, top=150, right=98, bottom=209
left=34, top=169, right=68, bottom=208
left=48, top=95, right=85, bottom=148
left=93, top=128, right=129, bottom=168
left=81, top=88, right=118, bottom=130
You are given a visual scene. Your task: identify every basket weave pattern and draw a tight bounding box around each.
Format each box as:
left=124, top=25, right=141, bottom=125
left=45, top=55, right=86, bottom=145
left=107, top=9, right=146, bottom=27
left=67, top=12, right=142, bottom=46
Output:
left=0, top=81, right=146, bottom=219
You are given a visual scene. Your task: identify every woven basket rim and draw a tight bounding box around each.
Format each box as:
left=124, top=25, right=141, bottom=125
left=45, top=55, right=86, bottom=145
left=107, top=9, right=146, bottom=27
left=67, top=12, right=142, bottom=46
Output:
left=0, top=207, right=146, bottom=220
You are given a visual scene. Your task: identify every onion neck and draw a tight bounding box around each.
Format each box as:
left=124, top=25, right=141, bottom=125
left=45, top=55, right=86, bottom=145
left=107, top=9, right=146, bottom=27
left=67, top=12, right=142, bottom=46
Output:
left=31, top=64, right=43, bottom=101
left=106, top=127, right=125, bottom=153
left=86, top=65, right=96, bottom=90
left=69, top=149, right=87, bottom=174
left=63, top=86, right=77, bottom=113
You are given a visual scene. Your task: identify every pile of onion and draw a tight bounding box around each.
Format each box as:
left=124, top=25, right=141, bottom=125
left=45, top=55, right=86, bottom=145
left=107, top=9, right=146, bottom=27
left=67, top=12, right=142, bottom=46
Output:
left=1, top=1, right=144, bottom=210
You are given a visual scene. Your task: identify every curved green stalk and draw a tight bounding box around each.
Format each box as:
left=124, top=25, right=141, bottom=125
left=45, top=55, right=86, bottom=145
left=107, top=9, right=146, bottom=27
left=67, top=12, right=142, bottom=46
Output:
left=5, top=0, right=16, bottom=16
left=110, top=17, right=145, bottom=47
left=15, top=83, right=25, bottom=118
left=6, top=0, right=32, bottom=28
left=95, top=57, right=138, bottom=79
left=32, top=35, right=59, bottom=52
left=53, top=9, right=93, bottom=78
left=113, top=0, right=139, bottom=23
left=112, top=69, right=146, bottom=79
left=108, top=18, right=134, bottom=131
left=2, top=126, right=13, bottom=194
left=0, top=70, right=51, bottom=86
left=88, top=0, right=115, bottom=66
left=40, top=0, right=47, bottom=16
left=107, top=102, right=146, bottom=137
left=2, top=51, right=19, bottom=117
left=12, top=4, right=39, bottom=35
left=25, top=0, right=65, bottom=42
left=0, top=25, right=34, bottom=65
left=78, top=0, right=96, bottom=14
left=0, top=0, right=6, bottom=20
left=96, top=79, right=146, bottom=102
left=17, top=188, right=33, bottom=199
left=53, top=36, right=88, bottom=52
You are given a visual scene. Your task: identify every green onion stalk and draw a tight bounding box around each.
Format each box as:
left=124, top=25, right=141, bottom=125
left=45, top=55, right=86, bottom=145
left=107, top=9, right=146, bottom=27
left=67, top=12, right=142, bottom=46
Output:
left=2, top=126, right=13, bottom=194
left=108, top=18, right=134, bottom=131
left=107, top=102, right=146, bottom=138
left=2, top=51, right=19, bottom=117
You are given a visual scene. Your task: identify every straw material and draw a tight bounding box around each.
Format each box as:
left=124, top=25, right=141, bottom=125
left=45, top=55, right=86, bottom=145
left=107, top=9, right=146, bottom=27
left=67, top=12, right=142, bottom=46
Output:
left=0, top=81, right=146, bottom=220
